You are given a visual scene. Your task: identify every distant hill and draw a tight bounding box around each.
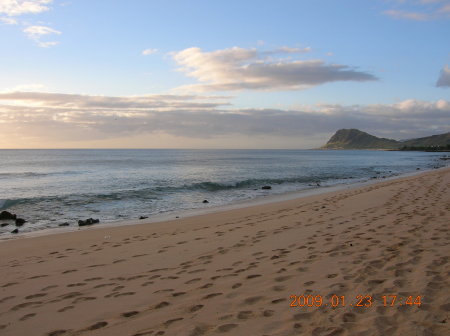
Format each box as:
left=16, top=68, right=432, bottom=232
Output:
left=400, top=132, right=450, bottom=147
left=322, top=129, right=399, bottom=149
left=322, top=129, right=450, bottom=149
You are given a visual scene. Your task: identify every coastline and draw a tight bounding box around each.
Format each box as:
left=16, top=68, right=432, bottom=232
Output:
left=0, top=166, right=449, bottom=335
left=1, top=164, right=445, bottom=243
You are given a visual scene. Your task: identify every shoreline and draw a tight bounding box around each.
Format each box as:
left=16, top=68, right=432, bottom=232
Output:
left=1, top=165, right=445, bottom=242
left=0, top=166, right=449, bottom=335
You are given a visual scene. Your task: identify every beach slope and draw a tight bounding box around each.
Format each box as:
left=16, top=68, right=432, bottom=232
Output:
left=0, top=168, right=449, bottom=336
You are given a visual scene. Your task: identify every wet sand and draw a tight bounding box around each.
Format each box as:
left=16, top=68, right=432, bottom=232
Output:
left=0, top=167, right=449, bottom=336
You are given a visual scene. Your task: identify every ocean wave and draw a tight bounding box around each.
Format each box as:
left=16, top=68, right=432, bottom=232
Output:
left=0, top=175, right=336, bottom=210
left=186, top=175, right=342, bottom=191
left=0, top=199, right=22, bottom=210
left=0, top=171, right=84, bottom=179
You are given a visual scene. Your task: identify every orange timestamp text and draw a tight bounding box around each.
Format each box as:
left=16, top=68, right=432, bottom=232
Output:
left=289, top=294, right=422, bottom=308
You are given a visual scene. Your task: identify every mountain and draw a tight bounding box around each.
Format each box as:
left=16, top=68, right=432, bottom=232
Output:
left=400, top=132, right=450, bottom=147
left=322, top=129, right=450, bottom=150
left=322, top=129, right=399, bottom=149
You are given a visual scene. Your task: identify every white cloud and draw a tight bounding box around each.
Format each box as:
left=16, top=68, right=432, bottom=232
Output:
left=274, top=46, right=312, bottom=54
left=1, top=83, right=47, bottom=92
left=383, top=0, right=450, bottom=20
left=0, top=16, right=17, bottom=24
left=0, top=92, right=448, bottom=145
left=436, top=65, right=450, bottom=87
left=142, top=48, right=158, bottom=56
left=172, top=46, right=377, bottom=92
left=23, top=24, right=60, bottom=47
left=23, top=24, right=60, bottom=37
left=36, top=40, right=58, bottom=47
left=0, top=0, right=52, bottom=16
left=383, top=9, right=429, bottom=20
left=0, top=1, right=60, bottom=46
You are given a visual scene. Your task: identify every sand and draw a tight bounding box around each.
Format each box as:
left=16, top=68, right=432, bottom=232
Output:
left=0, top=167, right=449, bottom=336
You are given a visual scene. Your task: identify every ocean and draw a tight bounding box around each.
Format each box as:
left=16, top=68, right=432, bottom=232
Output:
left=0, top=149, right=448, bottom=237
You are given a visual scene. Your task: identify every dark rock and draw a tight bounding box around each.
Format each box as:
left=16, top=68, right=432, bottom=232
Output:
left=78, top=218, right=100, bottom=226
left=58, top=222, right=70, bottom=227
left=0, top=211, right=16, bottom=220
left=1, top=223, right=9, bottom=227
left=11, top=228, right=19, bottom=234
left=202, top=200, right=209, bottom=203
left=316, top=182, right=321, bottom=186
left=139, top=216, right=148, bottom=220
left=261, top=186, right=272, bottom=190
left=15, top=218, right=26, bottom=226
left=416, top=168, right=420, bottom=170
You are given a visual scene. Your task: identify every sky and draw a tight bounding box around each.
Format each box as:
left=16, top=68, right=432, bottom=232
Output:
left=0, top=0, right=449, bottom=149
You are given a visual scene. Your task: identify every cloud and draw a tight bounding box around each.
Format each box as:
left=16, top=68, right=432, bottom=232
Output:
left=0, top=91, right=229, bottom=110
left=0, top=16, right=17, bottom=24
left=0, top=1, right=60, bottom=46
left=383, top=0, right=450, bottom=20
left=172, top=47, right=377, bottom=92
left=0, top=91, right=448, bottom=146
left=436, top=65, right=450, bottom=87
left=272, top=46, right=312, bottom=54
left=1, top=83, right=47, bottom=92
left=383, top=9, right=429, bottom=20
left=0, top=0, right=52, bottom=16
left=23, top=24, right=60, bottom=37
left=23, top=24, right=61, bottom=47
left=142, top=48, right=158, bottom=56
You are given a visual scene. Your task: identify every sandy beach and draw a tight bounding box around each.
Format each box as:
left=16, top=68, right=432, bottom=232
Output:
left=0, top=167, right=449, bottom=336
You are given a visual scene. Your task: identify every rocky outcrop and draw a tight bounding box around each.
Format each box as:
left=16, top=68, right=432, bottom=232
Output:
left=78, top=218, right=100, bottom=226
left=0, top=211, right=16, bottom=220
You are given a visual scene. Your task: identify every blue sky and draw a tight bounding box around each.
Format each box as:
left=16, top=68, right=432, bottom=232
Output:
left=0, top=0, right=449, bottom=148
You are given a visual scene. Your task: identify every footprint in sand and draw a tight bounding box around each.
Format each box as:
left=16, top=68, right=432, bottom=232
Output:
left=86, top=322, right=108, bottom=330
left=185, top=278, right=201, bottom=284
left=246, top=274, right=262, bottom=279
left=217, top=324, right=237, bottom=333
left=84, top=277, right=103, bottom=281
left=25, top=293, right=47, bottom=299
left=203, top=293, right=222, bottom=299
left=237, top=311, right=254, bottom=319
left=67, top=283, right=86, bottom=288
left=19, top=313, right=36, bottom=321
left=114, top=292, right=136, bottom=297
left=47, top=330, right=69, bottom=336
left=57, top=306, right=74, bottom=313
left=41, top=285, right=58, bottom=291
left=164, top=318, right=183, bottom=327
left=263, top=310, right=274, bottom=317
left=0, top=296, right=15, bottom=304
left=11, top=301, right=42, bottom=311
left=189, top=304, right=204, bottom=312
left=155, top=301, right=170, bottom=309
left=122, top=311, right=139, bottom=318
left=73, top=297, right=96, bottom=303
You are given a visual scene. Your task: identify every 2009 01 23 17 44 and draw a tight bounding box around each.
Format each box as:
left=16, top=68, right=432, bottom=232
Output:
left=289, top=294, right=422, bottom=308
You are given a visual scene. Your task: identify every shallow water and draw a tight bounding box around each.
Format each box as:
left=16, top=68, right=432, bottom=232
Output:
left=0, top=149, right=447, bottom=235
